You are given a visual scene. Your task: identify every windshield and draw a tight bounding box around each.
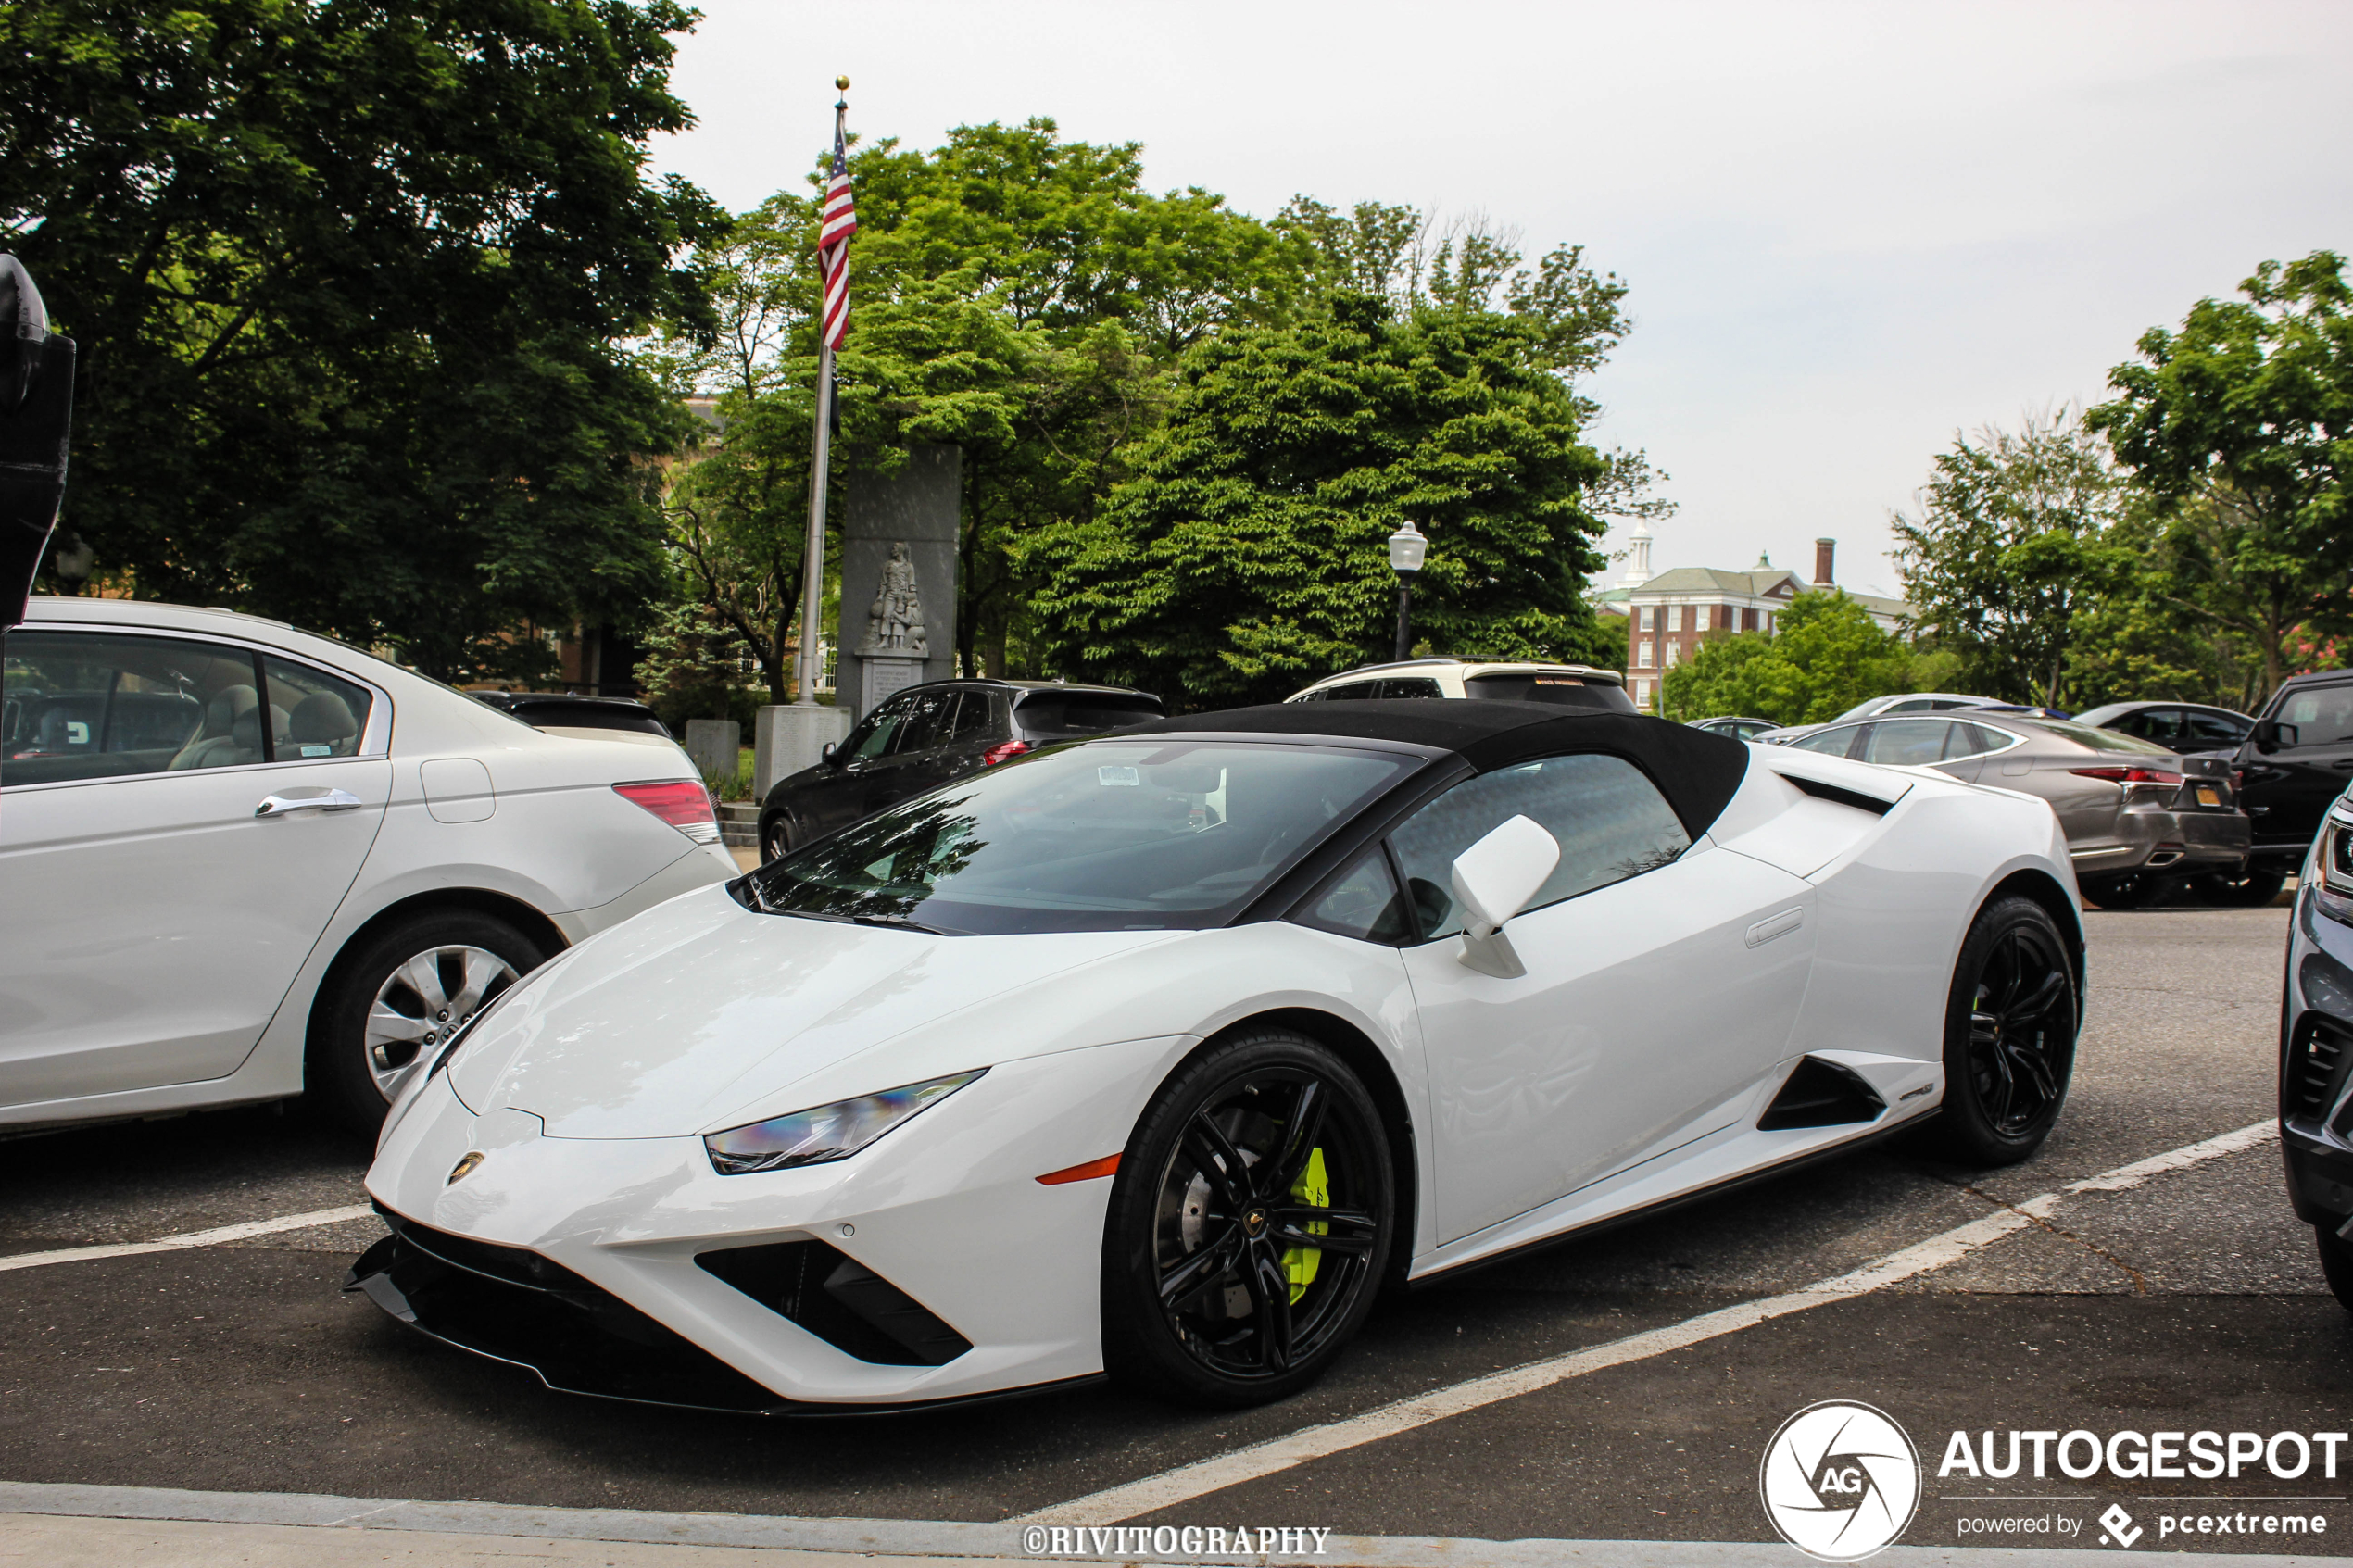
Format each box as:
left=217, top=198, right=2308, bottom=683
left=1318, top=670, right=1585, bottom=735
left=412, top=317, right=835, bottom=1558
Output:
left=735, top=738, right=1424, bottom=935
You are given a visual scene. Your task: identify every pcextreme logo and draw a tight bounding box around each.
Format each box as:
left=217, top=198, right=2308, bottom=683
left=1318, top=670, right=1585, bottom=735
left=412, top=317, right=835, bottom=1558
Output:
left=1759, top=1400, right=1923, bottom=1562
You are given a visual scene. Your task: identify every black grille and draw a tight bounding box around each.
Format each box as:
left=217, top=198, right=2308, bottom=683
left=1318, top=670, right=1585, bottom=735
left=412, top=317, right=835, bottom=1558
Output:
left=2292, top=1017, right=2351, bottom=1123
left=1757, top=1056, right=1887, bottom=1131
left=698, top=1240, right=971, bottom=1367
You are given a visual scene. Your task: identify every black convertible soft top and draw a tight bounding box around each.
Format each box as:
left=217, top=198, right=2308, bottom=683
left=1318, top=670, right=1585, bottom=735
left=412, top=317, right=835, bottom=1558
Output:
left=1124, top=698, right=1753, bottom=839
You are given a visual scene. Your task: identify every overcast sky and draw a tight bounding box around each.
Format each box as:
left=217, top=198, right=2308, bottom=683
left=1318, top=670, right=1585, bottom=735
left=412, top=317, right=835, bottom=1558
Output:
left=650, top=0, right=2353, bottom=599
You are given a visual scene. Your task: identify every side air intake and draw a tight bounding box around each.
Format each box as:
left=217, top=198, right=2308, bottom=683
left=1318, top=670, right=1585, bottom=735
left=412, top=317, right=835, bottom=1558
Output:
left=1758, top=1057, right=1887, bottom=1131
left=698, top=1240, right=971, bottom=1366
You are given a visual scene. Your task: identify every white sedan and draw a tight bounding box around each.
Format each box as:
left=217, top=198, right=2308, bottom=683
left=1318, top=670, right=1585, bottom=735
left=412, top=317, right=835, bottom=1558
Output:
left=1, top=597, right=736, bottom=1134
left=358, top=699, right=2082, bottom=1410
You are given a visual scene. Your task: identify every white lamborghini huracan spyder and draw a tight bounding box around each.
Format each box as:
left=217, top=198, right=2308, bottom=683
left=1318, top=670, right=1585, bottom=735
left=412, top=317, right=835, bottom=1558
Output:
left=354, top=700, right=2083, bottom=1411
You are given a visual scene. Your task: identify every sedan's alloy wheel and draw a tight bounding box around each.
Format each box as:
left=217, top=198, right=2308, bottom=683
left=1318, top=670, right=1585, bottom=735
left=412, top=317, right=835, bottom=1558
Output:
left=365, top=944, right=519, bottom=1101
left=1105, top=1032, right=1394, bottom=1405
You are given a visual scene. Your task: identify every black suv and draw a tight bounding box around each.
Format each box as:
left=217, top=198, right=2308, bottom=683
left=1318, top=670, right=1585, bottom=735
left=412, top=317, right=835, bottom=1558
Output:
left=2227, top=671, right=2353, bottom=904
left=756, top=678, right=1163, bottom=861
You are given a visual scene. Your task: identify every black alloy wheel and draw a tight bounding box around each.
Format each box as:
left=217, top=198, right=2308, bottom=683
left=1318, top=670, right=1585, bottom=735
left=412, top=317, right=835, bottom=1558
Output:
left=2193, top=867, right=2285, bottom=908
left=1927, top=895, right=2078, bottom=1164
left=1101, top=1030, right=1394, bottom=1407
left=760, top=811, right=793, bottom=864
left=2315, top=1225, right=2353, bottom=1314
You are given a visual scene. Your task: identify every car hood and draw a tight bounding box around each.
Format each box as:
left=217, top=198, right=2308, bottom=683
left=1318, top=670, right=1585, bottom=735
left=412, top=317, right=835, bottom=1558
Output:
left=448, top=884, right=1174, bottom=1138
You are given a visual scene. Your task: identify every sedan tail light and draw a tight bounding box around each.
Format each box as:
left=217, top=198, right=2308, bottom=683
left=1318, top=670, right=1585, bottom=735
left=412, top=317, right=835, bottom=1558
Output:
left=614, top=780, right=722, bottom=844
left=981, top=740, right=1033, bottom=767
left=2069, top=766, right=2183, bottom=786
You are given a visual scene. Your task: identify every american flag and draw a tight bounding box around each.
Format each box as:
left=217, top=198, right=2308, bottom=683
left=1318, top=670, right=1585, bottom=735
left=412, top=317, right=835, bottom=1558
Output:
left=818, top=123, right=858, bottom=351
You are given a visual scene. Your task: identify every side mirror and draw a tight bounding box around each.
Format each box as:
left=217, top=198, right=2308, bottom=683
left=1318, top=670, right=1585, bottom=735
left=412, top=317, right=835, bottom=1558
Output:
left=820, top=741, right=837, bottom=764
left=1451, top=815, right=1560, bottom=976
left=2253, top=720, right=2297, bottom=753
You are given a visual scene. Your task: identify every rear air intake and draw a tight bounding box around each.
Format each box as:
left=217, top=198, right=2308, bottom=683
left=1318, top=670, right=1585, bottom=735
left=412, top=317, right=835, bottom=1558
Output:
left=1757, top=1057, right=1887, bottom=1131
left=697, top=1240, right=971, bottom=1367
left=1780, top=773, right=1894, bottom=817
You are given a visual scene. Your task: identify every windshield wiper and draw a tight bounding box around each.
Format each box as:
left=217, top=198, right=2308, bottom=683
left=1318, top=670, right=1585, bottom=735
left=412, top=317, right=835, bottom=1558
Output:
left=775, top=908, right=967, bottom=937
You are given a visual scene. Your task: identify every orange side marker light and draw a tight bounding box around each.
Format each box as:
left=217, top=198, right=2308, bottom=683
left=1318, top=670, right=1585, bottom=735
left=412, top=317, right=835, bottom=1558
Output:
left=1036, top=1153, right=1121, bottom=1185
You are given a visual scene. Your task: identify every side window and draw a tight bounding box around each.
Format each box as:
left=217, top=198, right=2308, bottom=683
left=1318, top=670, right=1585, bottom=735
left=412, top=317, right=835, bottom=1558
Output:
left=1296, top=846, right=1412, bottom=944
left=2186, top=709, right=2247, bottom=745
left=2280, top=686, right=2353, bottom=747
left=2, top=630, right=261, bottom=786
left=1388, top=753, right=1691, bottom=941
left=843, top=699, right=910, bottom=761
left=1883, top=699, right=1932, bottom=713
left=1860, top=719, right=1955, bottom=767
left=1789, top=726, right=1860, bottom=757
left=1378, top=678, right=1443, bottom=698
left=892, top=690, right=953, bottom=755
left=1320, top=681, right=1384, bottom=702
left=262, top=656, right=372, bottom=759
left=2136, top=708, right=2186, bottom=744
left=944, top=690, right=999, bottom=745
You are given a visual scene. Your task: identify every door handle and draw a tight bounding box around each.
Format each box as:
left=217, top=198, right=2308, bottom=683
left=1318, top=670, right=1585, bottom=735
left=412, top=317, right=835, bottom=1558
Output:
left=256, top=789, right=365, bottom=817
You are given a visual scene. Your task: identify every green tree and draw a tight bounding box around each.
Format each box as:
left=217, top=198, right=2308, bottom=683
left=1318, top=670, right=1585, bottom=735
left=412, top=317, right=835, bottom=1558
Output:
left=1660, top=593, right=1914, bottom=724
left=1, top=0, right=723, bottom=679
left=2087, top=251, right=2353, bottom=698
left=1028, top=294, right=1612, bottom=708
left=1890, top=408, right=2130, bottom=707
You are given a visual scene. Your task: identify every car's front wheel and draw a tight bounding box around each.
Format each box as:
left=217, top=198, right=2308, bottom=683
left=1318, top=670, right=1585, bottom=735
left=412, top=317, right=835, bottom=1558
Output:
left=1101, top=1030, right=1395, bottom=1407
left=1927, top=895, right=2079, bottom=1165
left=759, top=811, right=793, bottom=864
left=310, top=909, right=546, bottom=1135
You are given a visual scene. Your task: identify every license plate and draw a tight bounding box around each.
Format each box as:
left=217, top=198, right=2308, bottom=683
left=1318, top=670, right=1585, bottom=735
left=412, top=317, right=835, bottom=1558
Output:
left=2196, top=786, right=2221, bottom=807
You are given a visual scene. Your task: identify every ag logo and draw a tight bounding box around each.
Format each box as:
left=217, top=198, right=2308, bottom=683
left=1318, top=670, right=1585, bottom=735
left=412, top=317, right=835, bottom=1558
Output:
left=1759, top=1400, right=1922, bottom=1562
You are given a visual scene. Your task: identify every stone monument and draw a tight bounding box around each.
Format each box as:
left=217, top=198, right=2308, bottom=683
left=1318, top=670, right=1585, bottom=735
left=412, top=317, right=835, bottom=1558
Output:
left=837, top=444, right=960, bottom=721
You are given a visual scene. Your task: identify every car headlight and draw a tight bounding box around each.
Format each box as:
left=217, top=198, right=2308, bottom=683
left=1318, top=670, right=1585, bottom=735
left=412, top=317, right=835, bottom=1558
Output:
left=703, top=1070, right=987, bottom=1176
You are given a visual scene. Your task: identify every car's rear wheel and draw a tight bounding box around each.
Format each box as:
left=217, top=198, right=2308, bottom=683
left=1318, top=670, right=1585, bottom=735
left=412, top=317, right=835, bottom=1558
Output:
left=2315, top=1225, right=2353, bottom=1313
left=1926, top=896, right=2078, bottom=1165
left=1101, top=1030, right=1395, bottom=1407
left=310, top=909, right=546, bottom=1135
left=2192, top=867, right=2285, bottom=907
left=760, top=811, right=792, bottom=864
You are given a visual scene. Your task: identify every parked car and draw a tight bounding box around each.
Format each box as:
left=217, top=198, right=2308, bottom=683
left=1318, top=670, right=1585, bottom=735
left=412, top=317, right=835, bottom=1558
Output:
left=1287, top=657, right=1633, bottom=709
left=1755, top=691, right=2009, bottom=745
left=470, top=690, right=673, bottom=738
left=0, top=597, right=736, bottom=1135
left=1781, top=713, right=2246, bottom=908
left=2074, top=700, right=2254, bottom=758
left=2222, top=671, right=2353, bottom=907
left=755, top=678, right=1163, bottom=862
left=2277, top=788, right=2353, bottom=1311
left=1690, top=715, right=1782, bottom=742
left=359, top=697, right=2080, bottom=1412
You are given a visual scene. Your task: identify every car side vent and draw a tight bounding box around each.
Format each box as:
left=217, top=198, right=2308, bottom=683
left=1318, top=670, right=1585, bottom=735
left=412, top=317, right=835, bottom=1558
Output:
left=1780, top=773, right=1894, bottom=817
left=697, top=1240, right=971, bottom=1367
left=2291, top=1016, right=2352, bottom=1125
left=1757, top=1057, right=1888, bottom=1131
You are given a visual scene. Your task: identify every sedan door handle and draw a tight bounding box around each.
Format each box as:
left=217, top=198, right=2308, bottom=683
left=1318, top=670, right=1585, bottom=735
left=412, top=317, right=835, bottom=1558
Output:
left=256, top=789, right=365, bottom=817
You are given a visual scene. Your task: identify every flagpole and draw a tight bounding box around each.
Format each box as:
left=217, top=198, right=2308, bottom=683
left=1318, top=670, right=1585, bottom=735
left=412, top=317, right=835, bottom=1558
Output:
left=796, top=78, right=849, bottom=708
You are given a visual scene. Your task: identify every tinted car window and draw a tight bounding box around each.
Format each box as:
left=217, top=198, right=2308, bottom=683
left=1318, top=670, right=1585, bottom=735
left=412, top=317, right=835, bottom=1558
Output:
left=841, top=698, right=911, bottom=761
left=893, top=690, right=954, bottom=755
left=2185, top=709, right=2247, bottom=745
left=2279, top=684, right=2353, bottom=747
left=1789, top=726, right=1862, bottom=758
left=944, top=690, right=1000, bottom=745
left=1012, top=691, right=1163, bottom=738
left=1316, top=681, right=1384, bottom=702
left=1464, top=673, right=1638, bottom=712
left=263, top=656, right=373, bottom=759
left=2029, top=720, right=2171, bottom=755
left=3, top=631, right=264, bottom=785
left=739, top=739, right=1418, bottom=935
left=1957, top=722, right=2016, bottom=755
left=1379, top=678, right=1444, bottom=698
left=1388, top=753, right=1690, bottom=940
left=1859, top=718, right=1955, bottom=766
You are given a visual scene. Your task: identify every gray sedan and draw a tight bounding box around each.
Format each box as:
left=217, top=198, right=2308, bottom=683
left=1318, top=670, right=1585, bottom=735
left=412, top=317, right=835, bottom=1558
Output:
left=1781, top=713, right=2248, bottom=908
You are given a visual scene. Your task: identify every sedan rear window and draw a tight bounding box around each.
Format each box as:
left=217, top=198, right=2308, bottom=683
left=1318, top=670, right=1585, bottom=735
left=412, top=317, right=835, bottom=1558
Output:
left=736, top=739, right=1421, bottom=935
left=1464, top=673, right=1637, bottom=713
left=2029, top=720, right=2171, bottom=755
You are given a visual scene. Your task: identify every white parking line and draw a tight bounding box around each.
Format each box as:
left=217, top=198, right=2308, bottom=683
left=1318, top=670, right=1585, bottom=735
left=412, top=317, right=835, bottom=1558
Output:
left=1019, top=1120, right=2278, bottom=1526
left=0, top=1203, right=376, bottom=1273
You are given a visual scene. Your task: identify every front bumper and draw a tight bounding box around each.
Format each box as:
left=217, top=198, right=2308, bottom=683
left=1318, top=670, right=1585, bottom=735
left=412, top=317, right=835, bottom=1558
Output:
left=2281, top=876, right=2353, bottom=1233
left=359, top=1036, right=1189, bottom=1409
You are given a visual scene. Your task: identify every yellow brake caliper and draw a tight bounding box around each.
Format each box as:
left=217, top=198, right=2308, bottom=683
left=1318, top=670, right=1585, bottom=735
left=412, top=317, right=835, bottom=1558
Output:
left=1282, top=1148, right=1328, bottom=1304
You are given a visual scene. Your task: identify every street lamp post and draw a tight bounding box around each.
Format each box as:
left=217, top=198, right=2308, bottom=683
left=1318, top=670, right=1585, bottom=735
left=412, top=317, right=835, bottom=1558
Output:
left=1387, top=521, right=1427, bottom=662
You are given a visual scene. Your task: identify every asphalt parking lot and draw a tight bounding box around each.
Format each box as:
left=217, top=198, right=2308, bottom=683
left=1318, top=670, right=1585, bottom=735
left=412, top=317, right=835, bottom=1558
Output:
left=2, top=899, right=2346, bottom=1564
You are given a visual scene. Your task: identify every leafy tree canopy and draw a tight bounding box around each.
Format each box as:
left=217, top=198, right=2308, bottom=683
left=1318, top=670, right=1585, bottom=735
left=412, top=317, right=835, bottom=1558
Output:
left=1659, top=592, right=1916, bottom=725
left=2, top=0, right=722, bottom=678
left=1027, top=294, right=1612, bottom=709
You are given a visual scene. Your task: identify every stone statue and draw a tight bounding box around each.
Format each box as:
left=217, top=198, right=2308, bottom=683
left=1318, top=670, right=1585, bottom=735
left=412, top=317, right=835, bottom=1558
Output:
left=857, top=540, right=927, bottom=657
